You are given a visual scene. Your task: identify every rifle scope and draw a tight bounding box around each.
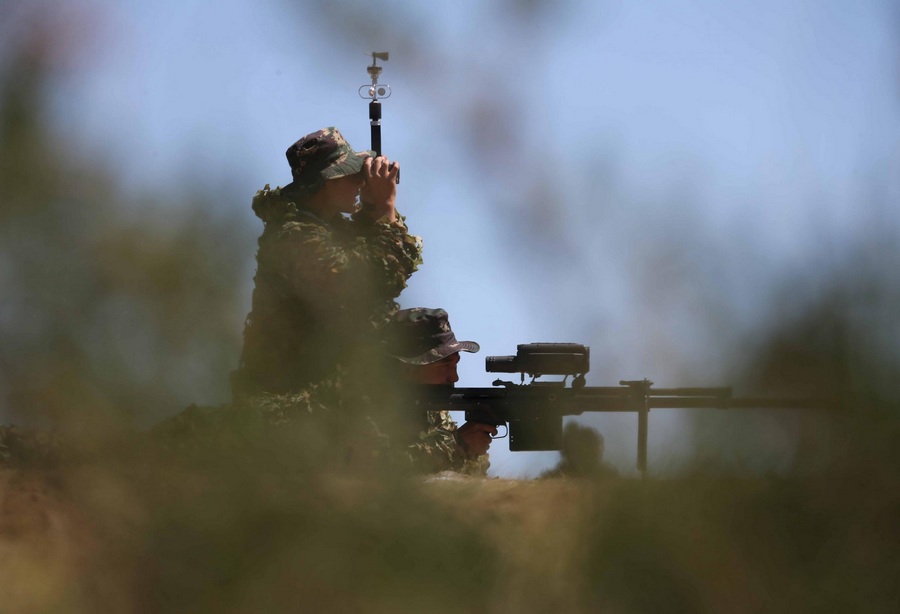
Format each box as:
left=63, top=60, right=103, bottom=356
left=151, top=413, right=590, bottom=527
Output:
left=486, top=343, right=590, bottom=376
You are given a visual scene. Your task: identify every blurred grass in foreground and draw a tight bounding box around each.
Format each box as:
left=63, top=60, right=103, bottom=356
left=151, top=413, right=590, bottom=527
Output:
left=2, top=324, right=898, bottom=613
left=2, top=406, right=898, bottom=614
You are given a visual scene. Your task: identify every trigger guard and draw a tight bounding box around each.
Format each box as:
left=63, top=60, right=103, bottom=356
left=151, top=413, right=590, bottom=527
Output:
left=491, top=425, right=508, bottom=440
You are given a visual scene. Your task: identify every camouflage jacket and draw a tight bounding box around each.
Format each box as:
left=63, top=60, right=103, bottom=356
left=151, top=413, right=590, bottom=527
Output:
left=233, top=185, right=422, bottom=397
left=407, top=410, right=490, bottom=476
left=154, top=379, right=488, bottom=477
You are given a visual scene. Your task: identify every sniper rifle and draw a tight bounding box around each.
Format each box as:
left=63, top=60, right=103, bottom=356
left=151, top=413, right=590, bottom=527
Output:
left=413, top=343, right=833, bottom=477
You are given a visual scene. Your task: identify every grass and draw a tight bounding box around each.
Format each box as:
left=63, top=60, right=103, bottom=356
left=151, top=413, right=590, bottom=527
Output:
left=2, top=413, right=898, bottom=614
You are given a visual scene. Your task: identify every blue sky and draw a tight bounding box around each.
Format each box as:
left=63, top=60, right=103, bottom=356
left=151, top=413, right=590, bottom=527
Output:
left=26, top=0, right=900, bottom=476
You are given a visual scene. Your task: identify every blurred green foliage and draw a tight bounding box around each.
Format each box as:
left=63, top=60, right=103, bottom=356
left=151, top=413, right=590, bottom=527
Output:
left=0, top=30, right=251, bottom=432
left=580, top=474, right=900, bottom=613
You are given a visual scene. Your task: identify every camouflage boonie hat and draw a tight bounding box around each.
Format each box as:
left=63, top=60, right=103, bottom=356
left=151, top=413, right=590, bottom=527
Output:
left=385, top=308, right=480, bottom=366
left=284, top=127, right=374, bottom=192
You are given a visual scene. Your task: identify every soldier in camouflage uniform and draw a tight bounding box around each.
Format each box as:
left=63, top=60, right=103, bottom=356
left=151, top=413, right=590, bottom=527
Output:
left=383, top=308, right=496, bottom=475
left=232, top=127, right=422, bottom=398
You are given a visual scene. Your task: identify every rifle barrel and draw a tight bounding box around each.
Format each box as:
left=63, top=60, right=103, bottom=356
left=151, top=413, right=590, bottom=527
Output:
left=414, top=386, right=832, bottom=412
left=726, top=397, right=833, bottom=409
left=411, top=384, right=835, bottom=480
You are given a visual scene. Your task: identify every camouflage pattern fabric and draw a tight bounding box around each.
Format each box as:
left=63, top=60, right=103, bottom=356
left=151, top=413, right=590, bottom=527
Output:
left=153, top=389, right=488, bottom=477
left=384, top=307, right=480, bottom=365
left=346, top=369, right=491, bottom=476
left=404, top=410, right=490, bottom=476
left=232, top=185, right=422, bottom=397
left=152, top=371, right=385, bottom=471
left=222, top=175, right=481, bottom=475
left=284, top=127, right=375, bottom=193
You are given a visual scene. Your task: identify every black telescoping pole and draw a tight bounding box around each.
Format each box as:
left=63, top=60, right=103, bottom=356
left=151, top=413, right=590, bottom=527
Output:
left=360, top=52, right=396, bottom=181
left=369, top=99, right=382, bottom=157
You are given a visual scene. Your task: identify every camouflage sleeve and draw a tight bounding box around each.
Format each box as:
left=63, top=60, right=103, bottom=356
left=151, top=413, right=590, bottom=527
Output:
left=404, top=411, right=490, bottom=476
left=263, top=213, right=422, bottom=326
left=346, top=211, right=424, bottom=300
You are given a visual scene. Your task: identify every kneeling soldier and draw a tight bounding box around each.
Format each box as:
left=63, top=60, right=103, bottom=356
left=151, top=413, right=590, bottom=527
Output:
left=384, top=308, right=496, bottom=475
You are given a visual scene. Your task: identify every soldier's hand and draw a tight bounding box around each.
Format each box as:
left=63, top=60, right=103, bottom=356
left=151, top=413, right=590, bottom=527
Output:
left=359, top=156, right=399, bottom=222
left=457, top=422, right=498, bottom=458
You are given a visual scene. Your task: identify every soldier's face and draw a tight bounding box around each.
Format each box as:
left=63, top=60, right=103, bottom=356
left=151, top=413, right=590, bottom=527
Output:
left=414, top=352, right=461, bottom=385
left=323, top=173, right=364, bottom=214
